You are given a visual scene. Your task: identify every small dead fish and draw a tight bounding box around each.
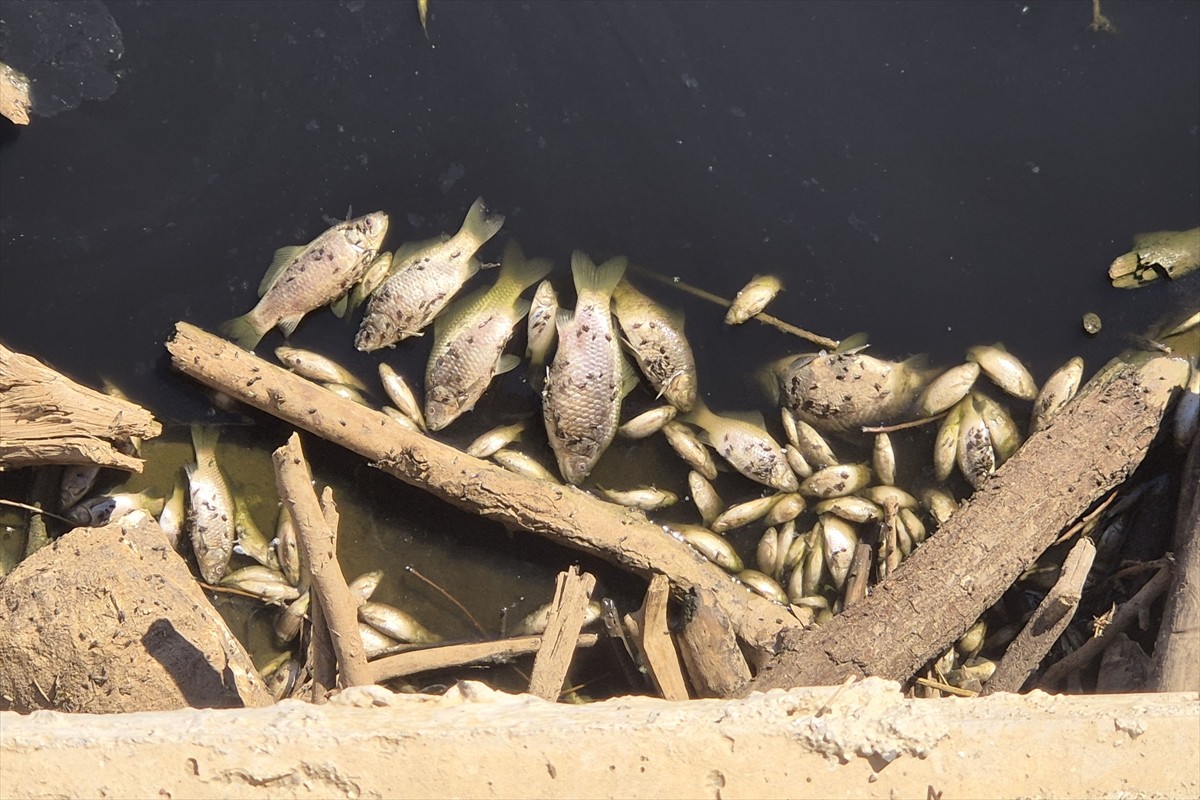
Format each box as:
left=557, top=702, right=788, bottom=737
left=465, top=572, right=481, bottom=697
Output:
left=612, top=278, right=698, bottom=411
left=424, top=241, right=551, bottom=430
left=275, top=346, right=366, bottom=390
left=820, top=514, right=858, bottom=590
left=780, top=408, right=801, bottom=450
left=65, top=490, right=163, bottom=528
left=511, top=600, right=603, bottom=636
left=348, top=570, right=384, bottom=604
left=186, top=424, right=236, bottom=584
left=336, top=250, right=394, bottom=319
left=264, top=656, right=301, bottom=700
left=790, top=419, right=837, bottom=470
left=379, top=364, right=426, bottom=431
left=466, top=421, right=526, bottom=458
left=59, top=464, right=101, bottom=511
left=221, top=211, right=389, bottom=350
left=972, top=391, right=1022, bottom=464
left=763, top=493, right=806, bottom=526
left=274, top=590, right=310, bottom=643
left=275, top=506, right=302, bottom=586
left=359, top=622, right=399, bottom=658
left=813, top=495, right=882, bottom=524
left=157, top=472, right=187, bottom=551
left=221, top=564, right=290, bottom=586
left=322, top=382, right=370, bottom=406
left=776, top=350, right=929, bottom=433
left=711, top=494, right=782, bottom=533
left=383, top=406, right=424, bottom=432
left=873, top=432, right=896, bottom=486
left=222, top=574, right=300, bottom=604
left=356, top=197, right=504, bottom=351
left=526, top=279, right=560, bottom=370
left=233, top=495, right=278, bottom=570
left=687, top=470, right=724, bottom=527
left=784, top=445, right=813, bottom=479
left=737, top=569, right=788, bottom=604
left=920, top=487, right=959, bottom=527
left=798, top=463, right=871, bottom=499
left=918, top=362, right=980, bottom=416
left=966, top=344, right=1037, bottom=401
left=755, top=525, right=789, bottom=581
left=617, top=405, right=677, bottom=439
left=957, top=396, right=995, bottom=489
left=359, top=601, right=441, bottom=644
left=682, top=402, right=798, bottom=492
left=661, top=420, right=718, bottom=480
left=491, top=448, right=558, bottom=482
left=933, top=399, right=965, bottom=482
left=860, top=485, right=918, bottom=510
left=899, top=507, right=927, bottom=546
left=1030, top=357, right=1084, bottom=433
left=725, top=274, right=782, bottom=325
left=672, top=524, right=744, bottom=573
left=598, top=486, right=678, bottom=510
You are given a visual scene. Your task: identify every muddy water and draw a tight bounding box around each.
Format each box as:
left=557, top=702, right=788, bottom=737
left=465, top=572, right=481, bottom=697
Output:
left=1, top=1, right=1197, bottom=689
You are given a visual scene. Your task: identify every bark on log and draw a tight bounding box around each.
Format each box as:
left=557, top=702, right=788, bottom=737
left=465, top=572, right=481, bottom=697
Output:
left=165, top=323, right=802, bottom=657
left=0, top=344, right=160, bottom=471
left=743, top=351, right=1190, bottom=693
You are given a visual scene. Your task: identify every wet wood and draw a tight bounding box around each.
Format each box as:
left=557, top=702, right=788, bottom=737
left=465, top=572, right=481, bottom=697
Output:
left=368, top=634, right=599, bottom=684
left=677, top=587, right=752, bottom=698
left=625, top=574, right=690, bottom=700
left=528, top=566, right=597, bottom=701
left=166, top=322, right=803, bottom=658
left=0, top=344, right=160, bottom=471
left=743, top=351, right=1190, bottom=692
left=272, top=433, right=371, bottom=689
left=985, top=537, right=1096, bottom=695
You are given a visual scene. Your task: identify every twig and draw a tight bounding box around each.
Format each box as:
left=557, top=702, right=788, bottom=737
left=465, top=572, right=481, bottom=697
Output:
left=1052, top=490, right=1119, bottom=547
left=367, top=633, right=598, bottom=684
left=405, top=565, right=486, bottom=637
left=861, top=411, right=949, bottom=434
left=0, top=498, right=76, bottom=526
left=914, top=676, right=978, bottom=698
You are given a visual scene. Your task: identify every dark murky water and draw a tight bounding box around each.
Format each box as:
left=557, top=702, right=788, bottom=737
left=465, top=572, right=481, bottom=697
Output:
left=1, top=0, right=1198, bottom=687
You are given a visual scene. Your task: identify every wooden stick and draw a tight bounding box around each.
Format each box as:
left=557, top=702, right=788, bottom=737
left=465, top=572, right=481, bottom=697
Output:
left=625, top=574, right=690, bottom=700
left=677, top=587, right=751, bottom=698
left=985, top=537, right=1096, bottom=695
left=166, top=322, right=800, bottom=658
left=368, top=634, right=599, bottom=684
left=528, top=566, right=597, bottom=701
left=272, top=433, right=371, bottom=688
left=744, top=351, right=1190, bottom=693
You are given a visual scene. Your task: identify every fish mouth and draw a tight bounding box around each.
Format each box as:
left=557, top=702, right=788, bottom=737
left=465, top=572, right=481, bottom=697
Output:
left=355, top=321, right=394, bottom=352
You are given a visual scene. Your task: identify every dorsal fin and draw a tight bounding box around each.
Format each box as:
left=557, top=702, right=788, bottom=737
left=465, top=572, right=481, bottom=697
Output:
left=259, top=245, right=305, bottom=296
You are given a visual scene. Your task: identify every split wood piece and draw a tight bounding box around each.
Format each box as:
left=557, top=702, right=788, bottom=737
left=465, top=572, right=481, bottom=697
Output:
left=985, top=537, right=1097, bottom=695
left=0, top=344, right=160, bottom=471
left=369, top=634, right=600, bottom=686
left=1038, top=563, right=1173, bottom=691
left=166, top=322, right=802, bottom=658
left=1149, top=430, right=1200, bottom=692
left=0, top=61, right=32, bottom=125
left=677, top=587, right=751, bottom=698
left=307, top=487, right=341, bottom=702
left=528, top=566, right=597, bottom=701
left=624, top=574, right=690, bottom=700
left=743, top=351, right=1190, bottom=693
left=272, top=433, right=371, bottom=689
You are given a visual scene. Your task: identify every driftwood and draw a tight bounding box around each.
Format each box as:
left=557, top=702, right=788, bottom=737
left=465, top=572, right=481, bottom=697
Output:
left=744, top=351, right=1190, bottom=693
left=273, top=433, right=371, bottom=689
left=677, top=587, right=751, bottom=698
left=368, top=633, right=599, bottom=684
left=0, top=344, right=160, bottom=471
left=624, top=575, right=690, bottom=700
left=166, top=323, right=803, bottom=659
left=528, top=567, right=597, bottom=701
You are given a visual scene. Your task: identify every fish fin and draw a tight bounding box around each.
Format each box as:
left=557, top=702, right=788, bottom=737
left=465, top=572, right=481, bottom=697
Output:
left=498, top=241, right=554, bottom=293
left=330, top=294, right=349, bottom=318
left=278, top=314, right=304, bottom=338
left=555, top=308, right=574, bottom=334
left=219, top=313, right=267, bottom=351
left=458, top=197, right=506, bottom=249
left=754, top=363, right=783, bottom=406
left=259, top=246, right=305, bottom=297
left=620, top=357, right=640, bottom=398
left=495, top=354, right=522, bottom=375
left=724, top=408, right=768, bottom=429
left=393, top=234, right=450, bottom=265
left=513, top=298, right=532, bottom=321
left=190, top=423, right=220, bottom=461
left=834, top=332, right=870, bottom=354
left=679, top=397, right=719, bottom=433
left=571, top=251, right=627, bottom=298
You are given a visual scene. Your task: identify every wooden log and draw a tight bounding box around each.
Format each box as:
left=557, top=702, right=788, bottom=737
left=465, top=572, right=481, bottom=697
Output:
left=368, top=634, right=599, bottom=684
left=0, top=344, right=160, bottom=471
left=677, top=587, right=752, bottom=698
left=165, top=322, right=802, bottom=658
left=528, top=567, right=597, bottom=701
left=743, top=351, right=1190, bottom=692
left=625, top=574, right=690, bottom=700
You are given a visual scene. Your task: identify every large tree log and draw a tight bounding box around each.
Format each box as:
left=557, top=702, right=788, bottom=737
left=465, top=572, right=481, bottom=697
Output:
left=744, top=350, right=1190, bottom=693
left=0, top=344, right=160, bottom=471
left=165, top=323, right=804, bottom=658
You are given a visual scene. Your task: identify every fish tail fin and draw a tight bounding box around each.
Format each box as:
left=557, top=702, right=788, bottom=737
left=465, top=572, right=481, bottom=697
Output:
left=458, top=197, right=505, bottom=249
left=498, top=240, right=554, bottom=294
left=190, top=423, right=220, bottom=462
left=219, top=312, right=267, bottom=351
left=554, top=308, right=574, bottom=335
left=679, top=396, right=717, bottom=431
left=571, top=251, right=627, bottom=299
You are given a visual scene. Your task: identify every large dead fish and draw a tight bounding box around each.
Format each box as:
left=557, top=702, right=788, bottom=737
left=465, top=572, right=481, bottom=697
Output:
left=682, top=400, right=799, bottom=492
left=221, top=212, right=388, bottom=350
left=543, top=251, right=629, bottom=484
left=611, top=278, right=697, bottom=411
left=774, top=349, right=929, bottom=433
left=186, top=424, right=236, bottom=584
left=355, top=197, right=504, bottom=352
left=424, top=241, right=551, bottom=430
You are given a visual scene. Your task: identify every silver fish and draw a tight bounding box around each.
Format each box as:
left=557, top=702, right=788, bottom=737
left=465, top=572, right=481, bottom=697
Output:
left=358, top=601, right=441, bottom=644
left=737, top=569, right=788, bottom=604
left=274, top=590, right=310, bottom=643
left=275, top=506, right=302, bottom=587
left=661, top=420, right=718, bottom=480
left=157, top=472, right=187, bottom=551
left=799, top=463, right=871, bottom=499
left=359, top=622, right=399, bottom=658
left=725, top=274, right=782, bottom=325
left=221, top=211, right=389, bottom=350
left=348, top=570, right=384, bottom=604
left=920, top=487, right=959, bottom=527
left=542, top=252, right=629, bottom=484
left=526, top=279, right=559, bottom=369
left=612, top=278, right=697, bottom=411
left=424, top=241, right=551, bottom=430
left=233, top=495, right=278, bottom=570
left=683, top=402, right=798, bottom=492
left=275, top=346, right=366, bottom=390
left=186, top=424, right=236, bottom=584
left=687, top=470, right=724, bottom=526
left=466, top=421, right=526, bottom=459
left=671, top=524, right=744, bottom=573
left=972, top=391, right=1022, bottom=464
left=933, top=399, right=965, bottom=482
left=873, top=432, right=896, bottom=486
left=597, top=486, right=678, bottom=510
left=763, top=493, right=806, bottom=526
left=65, top=490, right=163, bottom=528
left=966, top=344, right=1037, bottom=401
left=617, top=405, right=677, bottom=439
left=711, top=494, right=783, bottom=533
left=491, top=448, right=559, bottom=482
left=356, top=197, right=504, bottom=351
left=820, top=514, right=858, bottom=590
left=322, top=381, right=370, bottom=406
left=813, top=495, right=882, bottom=524
left=511, top=600, right=603, bottom=636
left=383, top=406, right=423, bottom=432
left=775, top=350, right=929, bottom=433
left=379, top=364, right=426, bottom=430
left=1030, top=357, right=1084, bottom=433
left=918, top=362, right=980, bottom=416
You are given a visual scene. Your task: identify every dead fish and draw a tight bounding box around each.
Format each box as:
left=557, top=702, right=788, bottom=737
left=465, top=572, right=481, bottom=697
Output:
left=348, top=570, right=385, bottom=604
left=611, top=278, right=698, bottom=411
left=491, top=448, right=558, bottom=482
left=775, top=350, right=929, bottom=433
left=920, top=487, right=959, bottom=527
left=59, top=464, right=101, bottom=511
left=275, top=346, right=366, bottom=390
left=972, top=391, right=1021, bottom=464
left=274, top=590, right=310, bottom=643
left=466, top=421, right=526, bottom=459
left=542, top=252, right=629, bottom=484
left=798, top=463, right=871, bottom=499
left=737, top=569, right=788, bottom=604
left=957, top=396, right=995, bottom=489
left=221, top=211, right=389, bottom=350
left=264, top=656, right=301, bottom=700
left=661, top=420, right=718, bottom=480
left=383, top=406, right=423, bottom=432
left=157, top=471, right=187, bottom=551
left=356, top=197, right=504, bottom=351
left=682, top=401, right=798, bottom=492
left=526, top=279, right=560, bottom=370
left=64, top=490, right=163, bottom=528
left=860, top=485, right=918, bottom=510
left=813, top=495, right=882, bottom=524
left=966, top=344, right=1037, bottom=401
left=379, top=364, right=426, bottom=430
left=711, top=494, right=783, bottom=533
left=617, top=405, right=678, bottom=439
left=725, top=274, right=782, bottom=325
left=784, top=445, right=813, bottom=479
left=322, top=382, right=370, bottom=406
left=359, top=601, right=441, bottom=644
left=918, top=362, right=980, bottom=416
left=186, top=424, right=236, bottom=584
left=359, top=622, right=399, bottom=658
left=511, top=600, right=603, bottom=636
left=424, top=241, right=551, bottom=430
left=872, top=432, right=896, bottom=486
left=820, top=514, right=858, bottom=590
left=763, top=493, right=806, bottom=526
left=933, top=399, right=965, bottom=482
left=789, top=418, right=837, bottom=470
left=221, top=564, right=290, bottom=587
left=597, top=486, right=678, bottom=510
left=233, top=495, right=278, bottom=570
left=687, top=470, right=724, bottom=526
left=671, top=524, right=744, bottom=573
left=275, top=506, right=302, bottom=586
left=221, top=574, right=300, bottom=604
left=1030, top=357, right=1084, bottom=433
left=336, top=248, right=393, bottom=319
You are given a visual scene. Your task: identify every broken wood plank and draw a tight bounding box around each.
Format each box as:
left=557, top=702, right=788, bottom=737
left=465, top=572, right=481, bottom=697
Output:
left=165, top=322, right=802, bottom=658
left=528, top=567, right=596, bottom=701
left=368, top=634, right=599, bottom=684
left=625, top=574, right=689, bottom=700
left=677, top=587, right=752, bottom=698
left=744, top=351, right=1190, bottom=692
left=0, top=344, right=160, bottom=471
